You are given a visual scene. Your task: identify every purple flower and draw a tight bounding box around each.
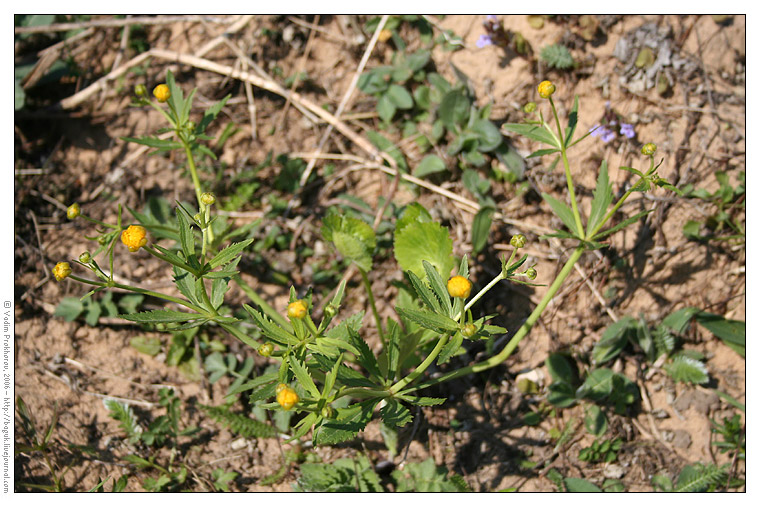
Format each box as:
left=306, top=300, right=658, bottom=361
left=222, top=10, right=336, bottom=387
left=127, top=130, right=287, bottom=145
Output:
left=601, top=129, right=617, bottom=143
left=476, top=34, right=493, bottom=48
left=486, top=15, right=499, bottom=23
left=590, top=124, right=616, bottom=143
left=620, top=123, right=635, bottom=139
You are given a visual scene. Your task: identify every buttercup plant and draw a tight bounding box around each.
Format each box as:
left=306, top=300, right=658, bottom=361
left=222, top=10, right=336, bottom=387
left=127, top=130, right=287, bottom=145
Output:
left=54, top=72, right=678, bottom=448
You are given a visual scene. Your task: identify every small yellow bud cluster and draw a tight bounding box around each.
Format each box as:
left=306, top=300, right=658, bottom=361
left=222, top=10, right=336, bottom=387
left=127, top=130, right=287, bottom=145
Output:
left=201, top=192, right=216, bottom=206
left=67, top=203, right=80, bottom=220
left=258, top=342, right=274, bottom=357
left=78, top=252, right=91, bottom=264
left=121, top=225, right=148, bottom=252
left=523, top=102, right=537, bottom=114
left=276, top=383, right=299, bottom=410
left=134, top=84, right=148, bottom=97
left=641, top=143, right=657, bottom=156
left=52, top=262, right=72, bottom=282
left=287, top=300, right=308, bottom=320
left=462, top=323, right=477, bottom=338
left=537, top=80, right=556, bottom=99
left=377, top=29, right=393, bottom=43
left=510, top=234, right=527, bottom=249
left=447, top=276, right=472, bottom=299
left=525, top=267, right=537, bottom=280
left=153, top=84, right=171, bottom=103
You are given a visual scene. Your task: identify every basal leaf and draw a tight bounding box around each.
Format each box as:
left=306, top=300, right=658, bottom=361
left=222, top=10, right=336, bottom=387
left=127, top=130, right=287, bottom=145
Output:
left=394, top=220, right=454, bottom=280
left=413, top=154, right=447, bottom=178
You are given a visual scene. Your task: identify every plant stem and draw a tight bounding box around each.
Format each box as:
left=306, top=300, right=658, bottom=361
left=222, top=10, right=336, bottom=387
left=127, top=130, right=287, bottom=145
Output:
left=397, top=246, right=585, bottom=396
left=359, top=268, right=385, bottom=347
left=389, top=332, right=450, bottom=394
left=231, top=275, right=292, bottom=330
left=549, top=97, right=585, bottom=239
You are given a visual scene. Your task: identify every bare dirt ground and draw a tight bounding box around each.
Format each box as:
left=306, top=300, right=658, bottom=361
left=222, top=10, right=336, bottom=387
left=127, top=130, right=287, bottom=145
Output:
left=13, top=15, right=745, bottom=492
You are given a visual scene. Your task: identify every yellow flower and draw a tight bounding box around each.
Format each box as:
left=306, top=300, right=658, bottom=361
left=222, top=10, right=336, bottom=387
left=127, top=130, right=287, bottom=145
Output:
left=447, top=275, right=472, bottom=299
left=641, top=143, right=657, bottom=156
left=377, top=29, right=393, bottom=43
left=287, top=300, right=307, bottom=320
left=121, top=225, right=148, bottom=252
left=276, top=384, right=299, bottom=410
left=537, top=80, right=556, bottom=99
left=66, top=203, right=80, bottom=220
left=258, top=342, right=274, bottom=357
left=53, top=262, right=72, bottom=282
left=153, top=84, right=171, bottom=103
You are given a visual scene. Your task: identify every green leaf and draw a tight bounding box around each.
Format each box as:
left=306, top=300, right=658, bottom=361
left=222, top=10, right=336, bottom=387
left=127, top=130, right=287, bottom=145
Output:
left=380, top=399, right=413, bottom=427
left=243, top=305, right=298, bottom=346
left=436, top=332, right=464, bottom=365
left=312, top=400, right=379, bottom=446
left=176, top=210, right=195, bottom=260
left=394, top=220, right=454, bottom=280
left=366, top=130, right=408, bottom=172
left=376, top=93, right=397, bottom=122
left=200, top=404, right=276, bottom=438
left=401, top=396, right=446, bottom=406
left=322, top=210, right=376, bottom=272
left=347, top=328, right=383, bottom=381
left=564, top=96, right=580, bottom=146
left=564, top=477, right=602, bottom=492
left=438, top=89, right=470, bottom=128
left=386, top=84, right=413, bottom=109
left=288, top=358, right=321, bottom=398
left=207, top=239, right=253, bottom=269
left=422, top=260, right=453, bottom=317
left=501, top=123, right=559, bottom=148
left=120, top=309, right=202, bottom=323
left=394, top=307, right=459, bottom=334
left=471, top=119, right=502, bottom=152
left=471, top=205, right=494, bottom=254
left=197, top=94, right=230, bottom=133
left=406, top=270, right=442, bottom=313
left=695, top=312, right=745, bottom=357
left=576, top=368, right=616, bottom=401
left=584, top=405, right=608, bottom=437
left=592, top=316, right=637, bottom=364
left=392, top=458, right=466, bottom=492
left=592, top=209, right=654, bottom=240
left=130, top=336, right=162, bottom=356
left=527, top=148, right=561, bottom=158
left=665, top=355, right=709, bottom=384
left=54, top=297, right=84, bottom=322
left=413, top=154, right=447, bottom=178
left=586, top=160, right=613, bottom=236
left=546, top=353, right=578, bottom=386
left=542, top=193, right=581, bottom=238
left=662, top=307, right=700, bottom=334
left=120, top=136, right=183, bottom=152
left=385, top=320, right=402, bottom=381
left=104, top=399, right=142, bottom=444
left=547, top=382, right=577, bottom=408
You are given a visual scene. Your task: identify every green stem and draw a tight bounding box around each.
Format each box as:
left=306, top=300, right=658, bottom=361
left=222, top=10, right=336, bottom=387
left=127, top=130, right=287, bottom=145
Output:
left=80, top=214, right=118, bottom=229
left=549, top=97, right=584, bottom=239
left=458, top=271, right=506, bottom=319
left=359, top=268, right=385, bottom=347
left=182, top=142, right=203, bottom=208
left=389, top=332, right=450, bottom=394
left=397, top=246, right=585, bottom=396
left=231, top=275, right=292, bottom=330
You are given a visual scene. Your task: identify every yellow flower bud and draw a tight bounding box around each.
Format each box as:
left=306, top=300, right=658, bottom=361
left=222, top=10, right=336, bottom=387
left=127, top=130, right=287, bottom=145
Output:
left=510, top=234, right=527, bottom=249
left=447, top=276, right=472, bottom=299
left=523, top=102, right=537, bottom=113
left=537, top=80, right=556, bottom=99
left=641, top=143, right=657, bottom=156
left=258, top=342, right=274, bottom=357
left=134, top=84, right=147, bottom=97
left=377, top=29, right=393, bottom=43
left=287, top=300, right=307, bottom=320
left=525, top=267, right=537, bottom=280
left=78, top=251, right=91, bottom=264
left=462, top=323, right=477, bottom=338
left=121, top=225, right=148, bottom=252
left=276, top=385, right=299, bottom=410
left=201, top=192, right=216, bottom=206
left=67, top=203, right=80, bottom=220
left=153, top=84, right=171, bottom=103
left=53, top=262, right=72, bottom=282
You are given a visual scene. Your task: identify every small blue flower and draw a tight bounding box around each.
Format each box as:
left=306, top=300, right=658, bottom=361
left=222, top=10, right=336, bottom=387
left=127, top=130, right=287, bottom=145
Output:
left=590, top=124, right=616, bottom=143
left=476, top=34, right=493, bottom=48
left=486, top=15, right=499, bottom=23
left=601, top=129, right=617, bottom=143
left=620, top=123, right=635, bottom=139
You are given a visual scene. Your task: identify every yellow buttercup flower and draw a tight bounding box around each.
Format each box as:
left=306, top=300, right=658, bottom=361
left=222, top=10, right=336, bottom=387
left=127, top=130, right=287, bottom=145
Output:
left=537, top=80, right=556, bottom=99
left=66, top=203, right=80, bottom=220
left=377, top=29, right=393, bottom=43
left=121, top=225, right=148, bottom=252
left=447, top=275, right=472, bottom=299
left=53, top=262, right=72, bottom=281
left=641, top=143, right=657, bottom=156
left=276, top=384, right=299, bottom=410
left=287, top=300, right=307, bottom=320
left=153, top=84, right=170, bottom=103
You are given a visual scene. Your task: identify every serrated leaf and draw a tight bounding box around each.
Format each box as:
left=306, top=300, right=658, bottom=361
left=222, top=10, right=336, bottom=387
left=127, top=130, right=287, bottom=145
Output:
left=312, top=354, right=376, bottom=388
left=394, top=220, right=454, bottom=280
left=422, top=260, right=453, bottom=317
left=501, top=123, right=559, bottom=147
left=586, top=160, right=613, bottom=236
left=119, top=309, right=202, bottom=323
left=401, top=396, right=446, bottom=406
left=394, top=307, right=459, bottom=334
left=436, top=332, right=464, bottom=365
left=207, top=239, right=253, bottom=269
left=200, top=404, right=276, bottom=438
left=288, top=358, right=321, bottom=398
left=665, top=355, right=709, bottom=384
left=380, top=399, right=413, bottom=427
left=542, top=192, right=581, bottom=238
left=243, top=304, right=298, bottom=346
left=176, top=210, right=195, bottom=260
left=322, top=211, right=376, bottom=272
left=406, top=270, right=442, bottom=313
left=312, top=400, right=379, bottom=446
left=347, top=328, right=383, bottom=381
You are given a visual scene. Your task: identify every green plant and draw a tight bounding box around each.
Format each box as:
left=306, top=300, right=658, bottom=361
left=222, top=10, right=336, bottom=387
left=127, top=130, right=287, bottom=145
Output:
left=711, top=413, right=745, bottom=463
left=540, top=44, right=575, bottom=69
left=578, top=437, right=622, bottom=463
left=15, top=396, right=70, bottom=491
left=681, top=170, right=744, bottom=243
left=651, top=462, right=739, bottom=492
